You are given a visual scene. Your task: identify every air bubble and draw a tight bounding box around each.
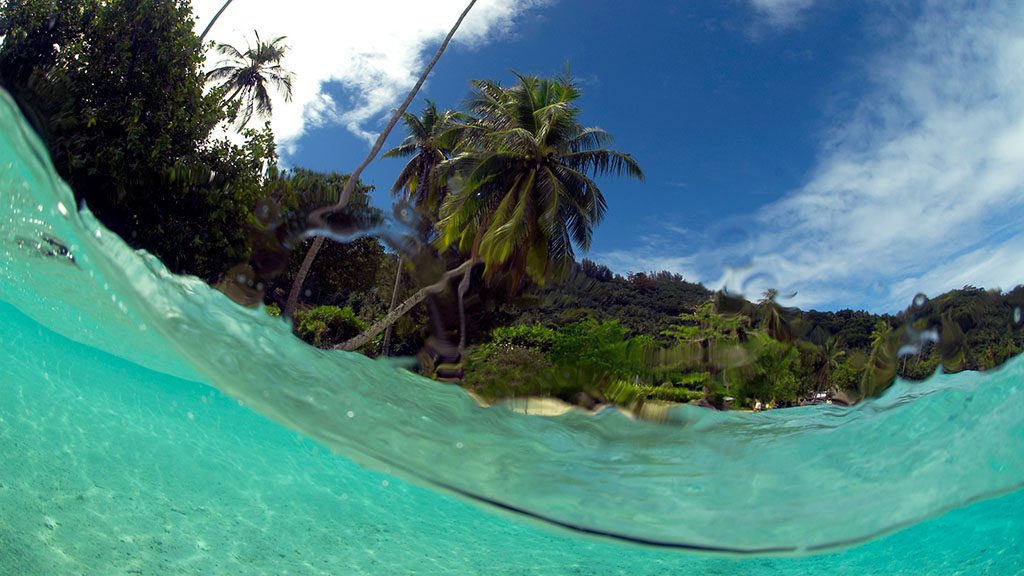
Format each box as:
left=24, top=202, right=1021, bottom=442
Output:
left=346, top=410, right=355, bottom=418
left=1014, top=307, right=1022, bottom=325
left=56, top=202, right=68, bottom=216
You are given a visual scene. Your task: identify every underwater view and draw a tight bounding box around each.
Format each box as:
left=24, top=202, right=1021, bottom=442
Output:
left=2, top=0, right=1024, bottom=574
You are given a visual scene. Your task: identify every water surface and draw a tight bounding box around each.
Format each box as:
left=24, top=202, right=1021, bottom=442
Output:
left=1, top=89, right=1023, bottom=573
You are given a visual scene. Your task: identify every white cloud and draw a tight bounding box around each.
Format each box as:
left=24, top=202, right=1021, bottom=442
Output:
left=886, top=234, right=1024, bottom=309
left=192, top=0, right=545, bottom=154
left=604, top=0, right=1024, bottom=312
left=748, top=0, right=816, bottom=27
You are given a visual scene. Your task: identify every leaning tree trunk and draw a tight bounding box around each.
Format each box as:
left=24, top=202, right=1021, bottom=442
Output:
left=380, top=255, right=405, bottom=355
left=197, top=0, right=235, bottom=45
left=337, top=259, right=475, bottom=352
left=284, top=0, right=479, bottom=317
left=456, top=259, right=473, bottom=353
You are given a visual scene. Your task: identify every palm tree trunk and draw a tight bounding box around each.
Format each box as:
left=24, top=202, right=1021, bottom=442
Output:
left=284, top=0, right=478, bottom=317
left=198, top=0, right=235, bottom=46
left=381, top=255, right=405, bottom=355
left=456, top=263, right=472, bottom=352
left=336, top=259, right=475, bottom=352
left=284, top=235, right=324, bottom=316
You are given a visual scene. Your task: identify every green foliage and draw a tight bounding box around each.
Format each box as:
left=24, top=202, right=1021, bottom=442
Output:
left=828, top=360, right=863, bottom=393
left=463, top=345, right=554, bottom=401
left=803, top=309, right=888, bottom=351
left=508, top=266, right=713, bottom=341
left=733, top=333, right=801, bottom=407
left=623, top=383, right=705, bottom=403
left=490, top=324, right=556, bottom=351
left=0, top=0, right=275, bottom=282
left=462, top=318, right=656, bottom=405
left=674, top=371, right=712, bottom=387
left=294, top=306, right=366, bottom=348
left=259, top=171, right=387, bottom=307
left=383, top=100, right=467, bottom=224
left=436, top=72, right=643, bottom=289
left=549, top=319, right=639, bottom=379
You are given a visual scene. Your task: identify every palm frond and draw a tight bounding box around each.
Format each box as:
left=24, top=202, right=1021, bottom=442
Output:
left=382, top=140, right=419, bottom=159
left=213, top=42, right=245, bottom=60
left=563, top=149, right=645, bottom=180
left=567, top=126, right=615, bottom=151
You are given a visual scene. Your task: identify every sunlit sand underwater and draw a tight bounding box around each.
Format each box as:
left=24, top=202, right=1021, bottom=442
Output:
left=2, top=85, right=1024, bottom=572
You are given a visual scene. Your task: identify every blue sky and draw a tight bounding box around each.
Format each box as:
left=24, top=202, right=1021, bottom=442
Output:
left=194, top=0, right=1024, bottom=313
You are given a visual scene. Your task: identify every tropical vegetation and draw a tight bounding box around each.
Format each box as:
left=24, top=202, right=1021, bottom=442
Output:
left=2, top=0, right=1021, bottom=415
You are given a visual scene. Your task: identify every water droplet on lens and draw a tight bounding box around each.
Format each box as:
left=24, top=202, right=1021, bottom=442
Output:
left=913, top=293, right=927, bottom=307
left=1014, top=307, right=1022, bottom=325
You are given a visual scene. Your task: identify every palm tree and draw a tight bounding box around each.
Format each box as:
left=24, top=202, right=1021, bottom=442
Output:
left=384, top=101, right=468, bottom=219
left=812, top=336, right=845, bottom=401
left=758, top=288, right=793, bottom=342
left=206, top=31, right=293, bottom=128
left=436, top=72, right=644, bottom=350
left=379, top=101, right=466, bottom=354
left=197, top=0, right=236, bottom=45
left=283, top=0, right=478, bottom=317
left=337, top=73, right=643, bottom=352
left=663, top=300, right=745, bottom=367
left=860, top=320, right=895, bottom=398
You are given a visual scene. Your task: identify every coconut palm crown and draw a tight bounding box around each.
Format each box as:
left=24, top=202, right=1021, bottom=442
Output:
left=437, top=72, right=643, bottom=287
left=206, top=31, right=293, bottom=128
left=383, top=101, right=471, bottom=233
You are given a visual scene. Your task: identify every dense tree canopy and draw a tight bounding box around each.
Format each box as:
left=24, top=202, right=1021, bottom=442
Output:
left=0, top=0, right=272, bottom=281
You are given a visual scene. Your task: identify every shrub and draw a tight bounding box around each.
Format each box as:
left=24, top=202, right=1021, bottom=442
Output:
left=294, top=305, right=366, bottom=348
left=491, top=324, right=557, bottom=351
left=463, top=344, right=555, bottom=400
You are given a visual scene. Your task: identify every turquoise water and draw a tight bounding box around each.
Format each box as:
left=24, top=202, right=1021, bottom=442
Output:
left=2, top=88, right=1023, bottom=573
